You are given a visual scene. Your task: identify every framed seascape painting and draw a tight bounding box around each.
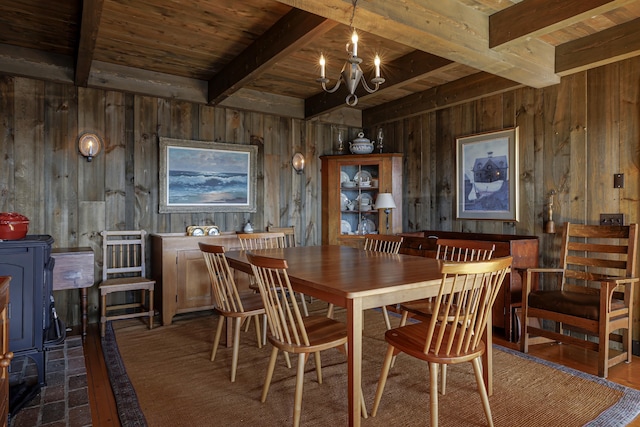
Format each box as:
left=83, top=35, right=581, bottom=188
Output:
left=159, top=137, right=257, bottom=213
left=456, top=127, right=519, bottom=221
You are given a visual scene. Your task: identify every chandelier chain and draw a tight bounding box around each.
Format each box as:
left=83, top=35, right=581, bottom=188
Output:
left=349, top=0, right=357, bottom=30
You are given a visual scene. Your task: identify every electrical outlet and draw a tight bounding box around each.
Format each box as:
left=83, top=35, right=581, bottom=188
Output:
left=600, top=213, right=624, bottom=226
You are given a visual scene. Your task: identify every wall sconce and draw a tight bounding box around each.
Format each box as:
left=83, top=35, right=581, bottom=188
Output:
left=292, top=152, right=305, bottom=174
left=544, top=190, right=556, bottom=234
left=373, top=193, right=397, bottom=233
left=78, top=132, right=102, bottom=162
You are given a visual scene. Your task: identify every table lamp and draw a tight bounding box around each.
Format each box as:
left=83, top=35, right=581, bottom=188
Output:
left=374, top=193, right=396, bottom=232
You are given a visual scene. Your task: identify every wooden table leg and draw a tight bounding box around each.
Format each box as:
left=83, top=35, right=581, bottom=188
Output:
left=81, top=288, right=88, bottom=342
left=347, top=298, right=364, bottom=427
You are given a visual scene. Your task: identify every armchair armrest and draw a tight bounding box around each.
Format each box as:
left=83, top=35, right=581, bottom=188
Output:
left=600, top=276, right=638, bottom=313
left=600, top=276, right=639, bottom=285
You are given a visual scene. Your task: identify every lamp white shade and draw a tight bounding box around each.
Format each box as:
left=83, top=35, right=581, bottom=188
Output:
left=374, top=193, right=396, bottom=210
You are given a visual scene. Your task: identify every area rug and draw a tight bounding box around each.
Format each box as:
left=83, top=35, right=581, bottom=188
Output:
left=102, top=305, right=640, bottom=426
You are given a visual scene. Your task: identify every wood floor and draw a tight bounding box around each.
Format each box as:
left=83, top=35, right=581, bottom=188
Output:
left=83, top=322, right=640, bottom=426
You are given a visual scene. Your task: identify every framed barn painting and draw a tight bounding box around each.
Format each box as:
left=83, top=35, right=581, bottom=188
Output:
left=456, top=127, right=519, bottom=221
left=159, top=137, right=257, bottom=213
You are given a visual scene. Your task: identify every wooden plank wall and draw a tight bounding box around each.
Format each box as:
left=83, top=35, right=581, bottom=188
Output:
left=0, top=77, right=336, bottom=326
left=1, top=56, right=639, bottom=342
left=371, top=57, right=640, bottom=341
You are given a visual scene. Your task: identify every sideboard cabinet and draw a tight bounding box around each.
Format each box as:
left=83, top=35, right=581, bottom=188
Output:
left=150, top=233, right=242, bottom=325
left=320, top=154, right=403, bottom=247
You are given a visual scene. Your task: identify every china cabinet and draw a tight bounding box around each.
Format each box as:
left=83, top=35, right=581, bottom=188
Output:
left=321, top=154, right=403, bottom=246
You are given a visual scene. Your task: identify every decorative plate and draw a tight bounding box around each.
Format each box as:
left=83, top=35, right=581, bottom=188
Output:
left=340, top=193, right=349, bottom=211
left=354, top=170, right=372, bottom=184
left=341, top=220, right=352, bottom=234
left=340, top=171, right=350, bottom=183
left=207, top=226, right=220, bottom=235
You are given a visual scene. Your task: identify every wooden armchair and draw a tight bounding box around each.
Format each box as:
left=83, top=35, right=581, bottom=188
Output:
left=521, top=222, right=638, bottom=377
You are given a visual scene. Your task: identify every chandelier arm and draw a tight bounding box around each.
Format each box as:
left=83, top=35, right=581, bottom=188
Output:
left=360, top=78, right=380, bottom=94
left=319, top=78, right=342, bottom=94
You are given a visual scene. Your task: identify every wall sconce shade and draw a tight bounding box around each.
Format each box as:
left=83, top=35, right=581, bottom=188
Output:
left=292, top=152, right=305, bottom=174
left=78, top=132, right=102, bottom=162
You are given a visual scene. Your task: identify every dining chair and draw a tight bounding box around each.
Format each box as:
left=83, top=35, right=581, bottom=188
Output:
left=371, top=256, right=512, bottom=427
left=397, top=238, right=495, bottom=392
left=266, top=225, right=297, bottom=248
left=326, top=234, right=404, bottom=330
left=239, top=231, right=309, bottom=316
left=98, top=230, right=155, bottom=337
left=199, top=243, right=266, bottom=382
left=247, top=252, right=367, bottom=427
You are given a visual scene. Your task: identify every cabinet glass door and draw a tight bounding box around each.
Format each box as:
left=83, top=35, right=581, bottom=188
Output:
left=339, top=163, right=379, bottom=236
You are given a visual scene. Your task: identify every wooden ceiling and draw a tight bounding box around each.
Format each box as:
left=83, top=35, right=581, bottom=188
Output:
left=1, top=0, right=639, bottom=122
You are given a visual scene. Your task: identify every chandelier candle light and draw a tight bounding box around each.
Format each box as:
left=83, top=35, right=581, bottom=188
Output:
left=317, top=1, right=384, bottom=106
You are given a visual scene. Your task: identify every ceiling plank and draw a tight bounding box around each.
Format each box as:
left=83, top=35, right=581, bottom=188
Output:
left=275, top=0, right=560, bottom=88
left=362, top=72, right=523, bottom=127
left=305, top=51, right=454, bottom=118
left=75, top=0, right=105, bottom=87
left=489, top=0, right=630, bottom=48
left=555, top=17, right=640, bottom=75
left=207, top=9, right=338, bottom=105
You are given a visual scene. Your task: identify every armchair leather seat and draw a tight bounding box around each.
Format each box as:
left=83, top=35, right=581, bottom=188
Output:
left=528, top=290, right=625, bottom=321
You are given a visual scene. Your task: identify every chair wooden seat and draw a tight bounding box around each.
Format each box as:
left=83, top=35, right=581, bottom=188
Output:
left=275, top=316, right=347, bottom=354
left=522, top=222, right=639, bottom=378
left=385, top=322, right=486, bottom=364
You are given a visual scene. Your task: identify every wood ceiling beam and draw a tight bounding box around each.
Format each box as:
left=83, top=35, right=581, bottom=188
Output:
left=305, top=51, right=453, bottom=118
left=75, top=0, right=104, bottom=87
left=489, top=0, right=631, bottom=48
left=555, top=17, right=640, bottom=75
left=275, top=0, right=559, bottom=88
left=362, top=72, right=523, bottom=127
left=207, top=9, right=337, bottom=105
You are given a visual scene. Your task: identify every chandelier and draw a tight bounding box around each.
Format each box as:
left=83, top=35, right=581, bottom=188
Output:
left=316, top=0, right=385, bottom=106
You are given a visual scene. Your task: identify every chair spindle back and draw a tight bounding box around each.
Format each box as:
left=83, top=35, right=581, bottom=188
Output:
left=425, top=257, right=511, bottom=357
left=247, top=253, right=308, bottom=347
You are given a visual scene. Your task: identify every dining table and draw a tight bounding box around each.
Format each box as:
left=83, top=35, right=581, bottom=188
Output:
left=225, top=245, right=495, bottom=427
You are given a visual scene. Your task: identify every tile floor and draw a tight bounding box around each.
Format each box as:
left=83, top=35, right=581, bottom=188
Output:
left=8, top=336, right=92, bottom=427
